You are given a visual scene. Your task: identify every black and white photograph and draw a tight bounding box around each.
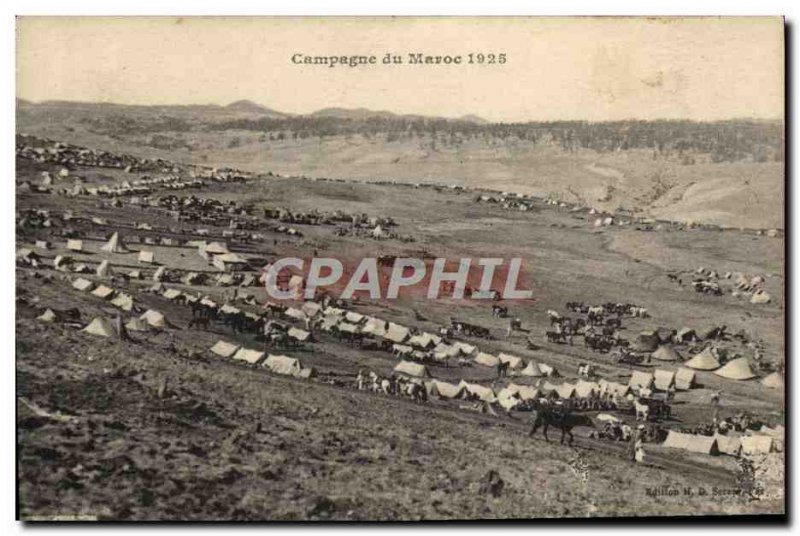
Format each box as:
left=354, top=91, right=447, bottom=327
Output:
left=13, top=13, right=786, bottom=522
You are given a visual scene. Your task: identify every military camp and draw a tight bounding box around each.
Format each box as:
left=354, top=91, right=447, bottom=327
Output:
left=15, top=72, right=784, bottom=519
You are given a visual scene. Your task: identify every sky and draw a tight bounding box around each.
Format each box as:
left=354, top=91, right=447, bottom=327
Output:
left=16, top=16, right=784, bottom=122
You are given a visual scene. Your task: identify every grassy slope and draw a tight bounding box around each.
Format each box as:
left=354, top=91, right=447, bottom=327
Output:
left=17, top=107, right=784, bottom=230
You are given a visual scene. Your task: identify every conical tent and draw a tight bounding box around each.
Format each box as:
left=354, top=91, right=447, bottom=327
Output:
left=96, top=260, right=113, bottom=277
left=713, top=357, right=757, bottom=381
left=101, top=232, right=128, bottom=253
left=652, top=345, right=682, bottom=362
left=37, top=309, right=57, bottom=322
left=761, top=372, right=784, bottom=390
left=152, top=266, right=167, bottom=282
left=519, top=361, right=546, bottom=377
left=83, top=317, right=115, bottom=337
left=685, top=347, right=721, bottom=370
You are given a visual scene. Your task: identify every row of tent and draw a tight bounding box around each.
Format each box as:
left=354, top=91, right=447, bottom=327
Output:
left=67, top=310, right=171, bottom=337
left=391, top=363, right=638, bottom=408
left=629, top=368, right=696, bottom=391
left=209, top=341, right=315, bottom=378
left=71, top=277, right=136, bottom=312
left=662, top=428, right=784, bottom=457
left=289, top=300, right=565, bottom=376
left=648, top=344, right=781, bottom=387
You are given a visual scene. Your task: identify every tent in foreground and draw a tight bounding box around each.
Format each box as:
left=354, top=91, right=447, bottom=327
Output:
left=761, top=372, right=784, bottom=390
left=393, top=360, right=430, bottom=378
left=713, top=358, right=757, bottom=381
left=662, top=431, right=719, bottom=455
left=263, top=354, right=303, bottom=376
left=740, top=435, right=775, bottom=455
left=684, top=347, right=721, bottom=371
left=83, top=317, right=115, bottom=338
left=713, top=434, right=742, bottom=457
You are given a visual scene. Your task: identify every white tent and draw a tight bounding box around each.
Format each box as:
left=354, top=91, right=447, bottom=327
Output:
left=498, top=353, right=524, bottom=369
left=82, top=317, right=115, bottom=337
left=140, top=309, right=168, bottom=329
left=393, top=360, right=430, bottom=378
left=653, top=369, right=676, bottom=391
left=96, top=260, right=113, bottom=277
left=714, top=358, right=757, bottom=381
left=675, top=368, right=697, bottom=390
left=71, top=277, right=94, bottom=292
left=91, top=285, right=115, bottom=300
left=685, top=347, right=721, bottom=371
left=474, top=352, right=500, bottom=367
left=138, top=250, right=155, bottom=264
left=263, top=354, right=303, bottom=376
left=210, top=340, right=239, bottom=358
left=761, top=372, right=784, bottom=390
left=662, top=431, right=719, bottom=455
left=629, top=370, right=655, bottom=390
left=101, top=232, right=129, bottom=253
left=232, top=347, right=266, bottom=365
left=518, top=361, right=546, bottom=377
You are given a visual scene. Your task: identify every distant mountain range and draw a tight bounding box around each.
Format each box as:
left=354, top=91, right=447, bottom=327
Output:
left=17, top=98, right=489, bottom=124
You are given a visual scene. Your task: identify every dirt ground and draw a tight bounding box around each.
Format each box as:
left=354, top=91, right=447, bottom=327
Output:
left=16, top=147, right=785, bottom=520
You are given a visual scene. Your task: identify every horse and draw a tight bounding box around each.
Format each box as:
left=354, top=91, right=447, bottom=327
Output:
left=406, top=382, right=427, bottom=403
left=528, top=407, right=595, bottom=446
left=187, top=316, right=211, bottom=330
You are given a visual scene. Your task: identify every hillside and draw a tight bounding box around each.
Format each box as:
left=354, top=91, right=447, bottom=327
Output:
left=16, top=100, right=784, bottom=229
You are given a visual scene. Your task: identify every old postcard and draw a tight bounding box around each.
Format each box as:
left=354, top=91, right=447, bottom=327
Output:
left=15, top=16, right=785, bottom=521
